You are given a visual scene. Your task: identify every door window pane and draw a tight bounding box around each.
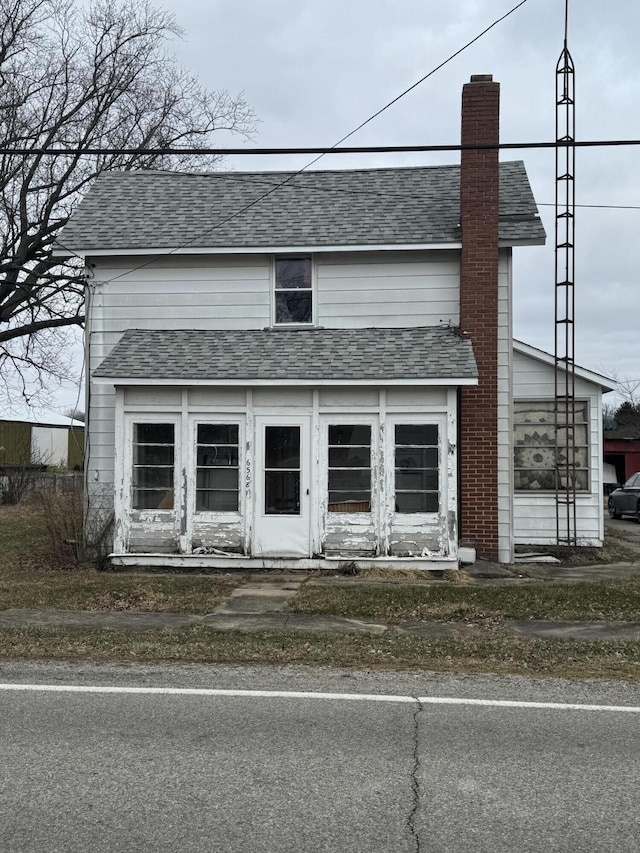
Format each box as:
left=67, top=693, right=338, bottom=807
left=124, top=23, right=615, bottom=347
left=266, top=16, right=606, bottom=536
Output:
left=265, top=426, right=300, bottom=515
left=196, top=423, right=239, bottom=512
left=328, top=424, right=371, bottom=512
left=394, top=424, right=439, bottom=514
left=265, top=426, right=300, bottom=469
left=132, top=423, right=175, bottom=510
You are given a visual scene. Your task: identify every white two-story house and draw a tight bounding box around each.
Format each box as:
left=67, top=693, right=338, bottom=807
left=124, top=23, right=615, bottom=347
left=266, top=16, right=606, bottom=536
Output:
left=55, top=75, right=612, bottom=569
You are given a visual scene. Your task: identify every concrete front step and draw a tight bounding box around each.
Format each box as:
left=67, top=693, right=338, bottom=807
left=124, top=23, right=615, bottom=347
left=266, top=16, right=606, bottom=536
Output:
left=213, top=582, right=304, bottom=614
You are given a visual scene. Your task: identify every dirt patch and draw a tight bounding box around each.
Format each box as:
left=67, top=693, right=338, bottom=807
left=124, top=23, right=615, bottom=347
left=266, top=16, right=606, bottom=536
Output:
left=515, top=522, right=640, bottom=568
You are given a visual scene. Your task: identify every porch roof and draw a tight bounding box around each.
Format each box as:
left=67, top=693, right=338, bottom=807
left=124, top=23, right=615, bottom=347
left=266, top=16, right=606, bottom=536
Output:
left=94, top=326, right=478, bottom=384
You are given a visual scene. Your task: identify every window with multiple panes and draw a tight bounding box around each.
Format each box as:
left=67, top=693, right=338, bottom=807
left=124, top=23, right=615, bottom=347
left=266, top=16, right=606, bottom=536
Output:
left=130, top=420, right=447, bottom=517
left=132, top=423, right=175, bottom=510
left=274, top=257, right=312, bottom=324
left=514, top=401, right=589, bottom=491
left=327, top=425, right=372, bottom=512
left=196, top=424, right=240, bottom=512
left=394, top=424, right=439, bottom=513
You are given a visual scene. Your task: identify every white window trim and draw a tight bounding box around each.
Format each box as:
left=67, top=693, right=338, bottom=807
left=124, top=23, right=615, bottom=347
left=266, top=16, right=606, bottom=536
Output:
left=123, top=414, right=181, bottom=517
left=271, top=254, right=316, bottom=327
left=385, top=414, right=446, bottom=518
left=322, top=416, right=378, bottom=519
left=190, top=417, right=245, bottom=517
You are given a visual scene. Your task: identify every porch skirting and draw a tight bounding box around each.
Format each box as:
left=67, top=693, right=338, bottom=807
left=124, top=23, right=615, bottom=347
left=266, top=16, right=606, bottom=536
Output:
left=109, top=553, right=459, bottom=571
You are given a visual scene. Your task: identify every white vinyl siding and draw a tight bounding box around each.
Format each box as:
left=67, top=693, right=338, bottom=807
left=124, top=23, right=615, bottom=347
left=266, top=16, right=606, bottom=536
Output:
left=497, top=249, right=513, bottom=562
left=316, top=250, right=460, bottom=328
left=513, top=348, right=605, bottom=546
left=85, top=249, right=463, bottom=523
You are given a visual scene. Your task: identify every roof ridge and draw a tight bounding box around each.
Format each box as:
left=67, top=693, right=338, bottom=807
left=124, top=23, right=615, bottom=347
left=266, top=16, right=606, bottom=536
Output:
left=99, top=161, right=526, bottom=180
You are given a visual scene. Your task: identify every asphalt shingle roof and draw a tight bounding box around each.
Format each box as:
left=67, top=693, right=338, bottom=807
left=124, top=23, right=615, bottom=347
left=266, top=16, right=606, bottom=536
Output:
left=94, top=327, right=478, bottom=382
left=57, top=162, right=545, bottom=252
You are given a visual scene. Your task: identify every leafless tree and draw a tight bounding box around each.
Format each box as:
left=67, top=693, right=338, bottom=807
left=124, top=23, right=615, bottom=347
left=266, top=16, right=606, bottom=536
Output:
left=0, top=0, right=255, bottom=406
left=64, top=407, right=84, bottom=422
left=613, top=376, right=640, bottom=410
left=600, top=369, right=640, bottom=419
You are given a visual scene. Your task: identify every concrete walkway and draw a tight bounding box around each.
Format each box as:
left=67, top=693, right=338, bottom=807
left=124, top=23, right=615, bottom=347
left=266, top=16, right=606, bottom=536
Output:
left=0, top=562, right=639, bottom=640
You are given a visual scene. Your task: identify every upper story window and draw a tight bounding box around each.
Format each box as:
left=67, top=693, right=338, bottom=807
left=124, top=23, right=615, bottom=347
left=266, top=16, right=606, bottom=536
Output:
left=274, top=257, right=313, bottom=324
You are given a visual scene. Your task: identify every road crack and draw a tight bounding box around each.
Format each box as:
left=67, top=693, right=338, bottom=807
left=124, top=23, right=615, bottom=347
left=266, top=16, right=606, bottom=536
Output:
left=408, top=698, right=424, bottom=852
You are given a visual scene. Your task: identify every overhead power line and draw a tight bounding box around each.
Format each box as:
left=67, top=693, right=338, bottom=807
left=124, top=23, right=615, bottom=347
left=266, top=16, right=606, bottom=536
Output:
left=314, top=0, right=530, bottom=155
left=4, top=139, right=640, bottom=156
left=58, top=0, right=533, bottom=278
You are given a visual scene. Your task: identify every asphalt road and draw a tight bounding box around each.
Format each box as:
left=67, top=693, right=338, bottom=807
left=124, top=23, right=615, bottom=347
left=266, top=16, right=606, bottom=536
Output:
left=605, top=513, right=640, bottom=543
left=0, top=663, right=639, bottom=853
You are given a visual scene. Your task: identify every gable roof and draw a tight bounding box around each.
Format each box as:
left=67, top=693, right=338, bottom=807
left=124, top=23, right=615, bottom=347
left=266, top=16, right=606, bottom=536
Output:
left=93, top=326, right=478, bottom=385
left=55, top=162, right=545, bottom=255
left=0, top=408, right=84, bottom=428
left=513, top=340, right=616, bottom=391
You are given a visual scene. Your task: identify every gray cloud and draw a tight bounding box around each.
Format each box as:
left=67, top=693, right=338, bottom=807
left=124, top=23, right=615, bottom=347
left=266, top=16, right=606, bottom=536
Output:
left=57, top=0, right=640, bottom=408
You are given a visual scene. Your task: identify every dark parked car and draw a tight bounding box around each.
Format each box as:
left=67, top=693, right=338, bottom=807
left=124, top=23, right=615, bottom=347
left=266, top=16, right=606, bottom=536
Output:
left=608, top=473, right=640, bottom=520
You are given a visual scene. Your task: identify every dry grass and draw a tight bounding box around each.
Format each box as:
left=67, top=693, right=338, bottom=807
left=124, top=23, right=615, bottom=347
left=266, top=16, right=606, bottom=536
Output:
left=2, top=501, right=640, bottom=679
left=516, top=524, right=640, bottom=567
left=0, top=502, right=244, bottom=613
left=288, top=577, right=640, bottom=623
left=0, top=625, right=638, bottom=680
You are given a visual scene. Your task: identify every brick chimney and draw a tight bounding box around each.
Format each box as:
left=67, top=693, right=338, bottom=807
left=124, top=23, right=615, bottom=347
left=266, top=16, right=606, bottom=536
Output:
left=459, top=74, right=501, bottom=561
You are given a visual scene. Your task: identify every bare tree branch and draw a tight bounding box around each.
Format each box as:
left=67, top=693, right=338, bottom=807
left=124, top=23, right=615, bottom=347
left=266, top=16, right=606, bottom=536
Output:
left=0, top=0, right=256, bottom=404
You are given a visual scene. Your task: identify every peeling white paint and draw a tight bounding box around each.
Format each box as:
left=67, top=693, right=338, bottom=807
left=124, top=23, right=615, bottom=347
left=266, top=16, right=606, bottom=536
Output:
left=115, top=386, right=459, bottom=561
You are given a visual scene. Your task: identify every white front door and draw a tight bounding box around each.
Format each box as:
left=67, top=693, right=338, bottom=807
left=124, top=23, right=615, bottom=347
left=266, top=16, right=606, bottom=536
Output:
left=253, top=416, right=311, bottom=557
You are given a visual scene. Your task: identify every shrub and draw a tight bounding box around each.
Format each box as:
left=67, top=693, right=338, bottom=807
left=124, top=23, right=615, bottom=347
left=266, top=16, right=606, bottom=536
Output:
left=33, top=491, right=84, bottom=566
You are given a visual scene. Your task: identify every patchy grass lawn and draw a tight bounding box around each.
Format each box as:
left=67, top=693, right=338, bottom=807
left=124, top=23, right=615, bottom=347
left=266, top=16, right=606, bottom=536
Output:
left=596, top=524, right=640, bottom=564
left=287, top=578, right=640, bottom=623
left=0, top=502, right=244, bottom=613
left=0, top=625, right=638, bottom=680
left=2, top=500, right=640, bottom=679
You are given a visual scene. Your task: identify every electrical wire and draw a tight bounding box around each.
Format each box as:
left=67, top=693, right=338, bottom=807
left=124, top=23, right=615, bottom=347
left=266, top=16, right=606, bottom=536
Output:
left=3, top=138, right=640, bottom=156
left=75, top=0, right=533, bottom=286
left=49, top=160, right=640, bottom=271
left=300, top=0, right=531, bottom=167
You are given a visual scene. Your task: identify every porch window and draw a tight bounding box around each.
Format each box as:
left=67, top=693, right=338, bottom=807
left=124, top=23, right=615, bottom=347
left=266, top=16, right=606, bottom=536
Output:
left=328, top=425, right=371, bottom=512
left=132, top=423, right=175, bottom=510
left=196, top=424, right=240, bottom=511
left=514, top=401, right=589, bottom=491
left=394, top=424, right=439, bottom=513
left=274, top=257, right=312, bottom=324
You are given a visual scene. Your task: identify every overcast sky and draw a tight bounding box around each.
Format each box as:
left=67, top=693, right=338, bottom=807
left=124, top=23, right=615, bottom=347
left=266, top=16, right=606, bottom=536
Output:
left=53, top=0, right=640, bottom=412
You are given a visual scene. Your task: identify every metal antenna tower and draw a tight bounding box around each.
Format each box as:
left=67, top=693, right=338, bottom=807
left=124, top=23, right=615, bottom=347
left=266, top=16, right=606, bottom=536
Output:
left=554, top=0, right=577, bottom=546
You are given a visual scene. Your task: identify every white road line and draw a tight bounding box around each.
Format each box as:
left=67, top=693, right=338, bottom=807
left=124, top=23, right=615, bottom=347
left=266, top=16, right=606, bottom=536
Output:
left=0, top=683, right=639, bottom=712
left=0, top=684, right=415, bottom=703
left=416, top=696, right=640, bottom=713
